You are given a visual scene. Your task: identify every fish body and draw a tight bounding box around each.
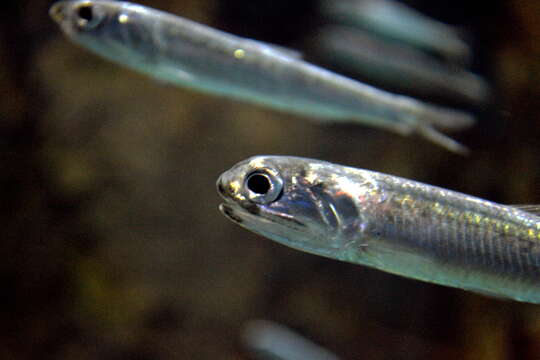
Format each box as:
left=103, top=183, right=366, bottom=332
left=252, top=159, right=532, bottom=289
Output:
left=321, top=0, right=471, bottom=64
left=50, top=0, right=472, bottom=153
left=217, top=156, right=540, bottom=303
left=314, top=26, right=489, bottom=105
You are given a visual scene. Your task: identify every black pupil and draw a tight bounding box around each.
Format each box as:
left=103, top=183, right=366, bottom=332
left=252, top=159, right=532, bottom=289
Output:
left=77, top=5, right=93, bottom=22
left=247, top=174, right=271, bottom=194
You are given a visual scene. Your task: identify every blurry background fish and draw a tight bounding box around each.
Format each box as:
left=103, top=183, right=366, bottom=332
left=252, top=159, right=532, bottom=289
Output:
left=1, top=0, right=540, bottom=359
left=310, top=25, right=489, bottom=106
left=320, top=0, right=471, bottom=64
left=242, top=319, right=341, bottom=360
left=315, top=0, right=491, bottom=109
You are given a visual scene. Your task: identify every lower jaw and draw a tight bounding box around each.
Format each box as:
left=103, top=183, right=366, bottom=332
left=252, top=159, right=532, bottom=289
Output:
left=219, top=203, right=244, bottom=224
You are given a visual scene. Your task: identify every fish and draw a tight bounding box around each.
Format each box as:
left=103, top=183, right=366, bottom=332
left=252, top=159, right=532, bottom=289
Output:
left=49, top=0, right=473, bottom=154
left=313, top=26, right=489, bottom=105
left=321, top=0, right=471, bottom=65
left=217, top=156, right=540, bottom=303
left=242, top=319, right=341, bottom=360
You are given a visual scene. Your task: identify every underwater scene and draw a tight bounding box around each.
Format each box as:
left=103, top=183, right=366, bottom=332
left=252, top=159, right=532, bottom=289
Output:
left=2, top=0, right=540, bottom=358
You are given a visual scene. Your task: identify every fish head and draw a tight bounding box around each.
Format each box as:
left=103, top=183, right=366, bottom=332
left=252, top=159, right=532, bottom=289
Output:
left=50, top=1, right=158, bottom=69
left=217, top=156, right=364, bottom=258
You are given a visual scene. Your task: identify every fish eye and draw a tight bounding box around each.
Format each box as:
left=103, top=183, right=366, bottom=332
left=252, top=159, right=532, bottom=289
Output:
left=245, top=170, right=283, bottom=204
left=75, top=3, right=104, bottom=29
left=247, top=173, right=271, bottom=194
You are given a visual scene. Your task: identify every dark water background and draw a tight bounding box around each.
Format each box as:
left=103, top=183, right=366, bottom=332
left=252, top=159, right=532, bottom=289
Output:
left=1, top=0, right=540, bottom=359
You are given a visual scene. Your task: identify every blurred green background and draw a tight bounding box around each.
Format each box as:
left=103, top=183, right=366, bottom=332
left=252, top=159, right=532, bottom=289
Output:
left=1, top=0, right=540, bottom=359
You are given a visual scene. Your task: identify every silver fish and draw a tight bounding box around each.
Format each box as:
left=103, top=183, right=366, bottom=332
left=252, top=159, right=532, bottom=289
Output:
left=314, top=26, right=489, bottom=105
left=217, top=156, right=540, bottom=303
left=242, top=320, right=341, bottom=360
left=49, top=0, right=473, bottom=153
left=321, top=0, right=471, bottom=64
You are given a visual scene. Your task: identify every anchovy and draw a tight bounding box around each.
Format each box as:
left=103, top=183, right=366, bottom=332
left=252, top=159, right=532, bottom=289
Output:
left=314, top=26, right=489, bottom=105
left=321, top=0, right=471, bottom=64
left=243, top=320, right=341, bottom=360
left=217, top=156, right=540, bottom=303
left=50, top=0, right=473, bottom=153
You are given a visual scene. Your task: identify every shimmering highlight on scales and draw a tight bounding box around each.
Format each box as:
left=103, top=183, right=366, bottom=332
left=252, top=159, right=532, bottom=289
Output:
left=49, top=0, right=472, bottom=153
left=217, top=156, right=540, bottom=303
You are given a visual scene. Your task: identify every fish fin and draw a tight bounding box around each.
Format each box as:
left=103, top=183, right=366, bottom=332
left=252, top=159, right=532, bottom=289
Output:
left=168, top=68, right=195, bottom=83
left=245, top=39, right=303, bottom=59
left=416, top=124, right=470, bottom=155
left=151, top=65, right=195, bottom=86
left=451, top=26, right=473, bottom=65
left=420, top=105, right=475, bottom=132
left=398, top=100, right=472, bottom=154
left=511, top=205, right=540, bottom=217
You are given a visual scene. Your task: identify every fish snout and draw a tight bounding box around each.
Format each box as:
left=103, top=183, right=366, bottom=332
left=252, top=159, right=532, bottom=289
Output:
left=216, top=175, right=228, bottom=199
left=216, top=170, right=242, bottom=200
left=49, top=1, right=67, bottom=23
left=217, top=176, right=245, bottom=225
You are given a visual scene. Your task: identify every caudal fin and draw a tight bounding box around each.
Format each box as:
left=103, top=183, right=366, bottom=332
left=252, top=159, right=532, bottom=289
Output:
left=419, top=103, right=475, bottom=131
left=416, top=124, right=470, bottom=155
left=402, top=99, right=474, bottom=155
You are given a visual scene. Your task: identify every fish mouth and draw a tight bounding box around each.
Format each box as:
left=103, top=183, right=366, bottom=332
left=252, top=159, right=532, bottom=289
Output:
left=217, top=175, right=257, bottom=224
left=217, top=177, right=305, bottom=229
left=219, top=203, right=245, bottom=224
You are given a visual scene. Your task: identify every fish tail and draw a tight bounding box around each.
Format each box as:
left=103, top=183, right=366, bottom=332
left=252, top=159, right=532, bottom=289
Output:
left=400, top=100, right=473, bottom=154
left=416, top=124, right=470, bottom=155
left=418, top=103, right=475, bottom=131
